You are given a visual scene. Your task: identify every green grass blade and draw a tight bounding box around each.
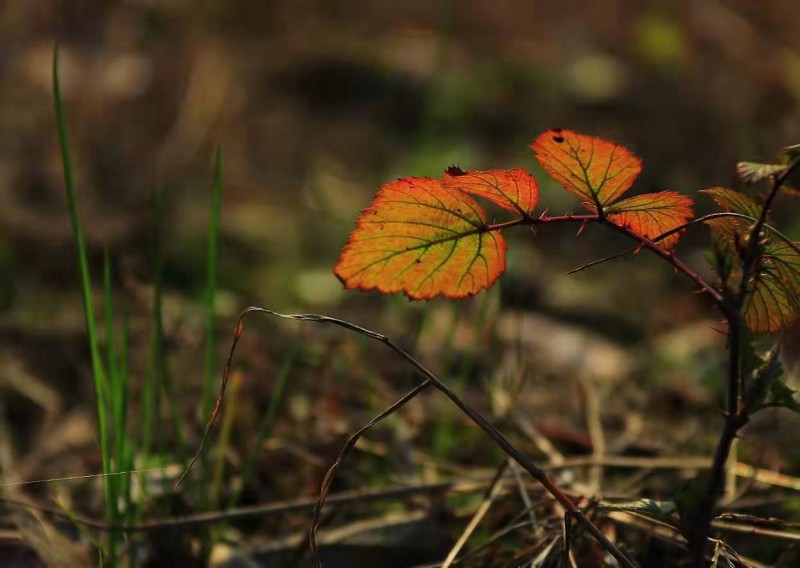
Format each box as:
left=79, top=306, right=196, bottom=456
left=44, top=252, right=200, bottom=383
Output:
left=202, top=146, right=224, bottom=421
left=102, top=251, right=118, bottom=477
left=53, top=43, right=115, bottom=552
left=118, top=309, right=135, bottom=523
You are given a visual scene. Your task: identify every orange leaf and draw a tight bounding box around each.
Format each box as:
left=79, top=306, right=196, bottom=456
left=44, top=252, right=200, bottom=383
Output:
left=605, top=191, right=694, bottom=250
left=743, top=272, right=796, bottom=334
left=704, top=217, right=750, bottom=248
left=531, top=129, right=642, bottom=207
left=744, top=243, right=800, bottom=334
left=701, top=187, right=761, bottom=248
left=443, top=168, right=539, bottom=215
left=334, top=177, right=506, bottom=300
left=701, top=187, right=761, bottom=218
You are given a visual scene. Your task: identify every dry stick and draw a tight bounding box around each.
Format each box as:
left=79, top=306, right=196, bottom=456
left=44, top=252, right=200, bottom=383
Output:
left=175, top=208, right=724, bottom=565
left=508, top=458, right=539, bottom=534
left=690, top=156, right=800, bottom=567
left=416, top=521, right=542, bottom=568
left=307, top=378, right=431, bottom=563
left=13, top=455, right=796, bottom=535
left=580, top=377, right=606, bottom=493
left=176, top=307, right=636, bottom=568
left=441, top=462, right=507, bottom=568
left=2, top=478, right=487, bottom=533
left=174, top=315, right=245, bottom=491
left=513, top=411, right=565, bottom=465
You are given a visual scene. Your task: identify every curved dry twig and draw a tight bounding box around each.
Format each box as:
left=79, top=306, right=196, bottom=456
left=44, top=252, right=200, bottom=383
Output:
left=178, top=307, right=637, bottom=568
left=308, top=379, right=431, bottom=564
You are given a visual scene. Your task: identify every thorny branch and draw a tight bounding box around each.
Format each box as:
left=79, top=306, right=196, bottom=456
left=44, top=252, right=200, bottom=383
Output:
left=178, top=160, right=800, bottom=566
left=689, top=155, right=800, bottom=566
left=487, top=213, right=728, bottom=311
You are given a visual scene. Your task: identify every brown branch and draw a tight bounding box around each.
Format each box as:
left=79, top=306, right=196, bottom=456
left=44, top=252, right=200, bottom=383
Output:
left=688, top=156, right=800, bottom=567
left=599, top=219, right=728, bottom=312
left=566, top=212, right=800, bottom=276
left=487, top=212, right=727, bottom=312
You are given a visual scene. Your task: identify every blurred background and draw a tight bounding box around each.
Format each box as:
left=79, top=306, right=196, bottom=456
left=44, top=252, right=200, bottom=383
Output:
left=2, top=1, right=800, bottom=566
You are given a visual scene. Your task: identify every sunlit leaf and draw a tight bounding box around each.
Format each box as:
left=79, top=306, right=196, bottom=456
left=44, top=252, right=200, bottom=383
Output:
left=334, top=177, right=506, bottom=300
left=704, top=217, right=749, bottom=250
left=776, top=143, right=800, bottom=196
left=743, top=271, right=797, bottom=334
left=701, top=187, right=761, bottom=249
left=443, top=167, right=539, bottom=215
left=736, top=162, right=787, bottom=185
left=531, top=128, right=642, bottom=207
left=770, top=242, right=800, bottom=292
left=605, top=191, right=694, bottom=250
left=745, top=243, right=800, bottom=334
left=701, top=187, right=761, bottom=218
left=779, top=143, right=800, bottom=165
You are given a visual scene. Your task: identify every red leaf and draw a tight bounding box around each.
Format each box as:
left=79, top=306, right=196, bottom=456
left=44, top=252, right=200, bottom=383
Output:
left=334, top=177, right=506, bottom=300
left=605, top=191, right=694, bottom=250
left=443, top=168, right=539, bottom=215
left=531, top=129, right=642, bottom=207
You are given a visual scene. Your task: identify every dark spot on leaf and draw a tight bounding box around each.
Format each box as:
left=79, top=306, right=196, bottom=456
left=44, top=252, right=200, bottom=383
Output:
left=446, top=165, right=466, bottom=177
left=415, top=259, right=421, bottom=263
left=553, top=135, right=565, bottom=143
